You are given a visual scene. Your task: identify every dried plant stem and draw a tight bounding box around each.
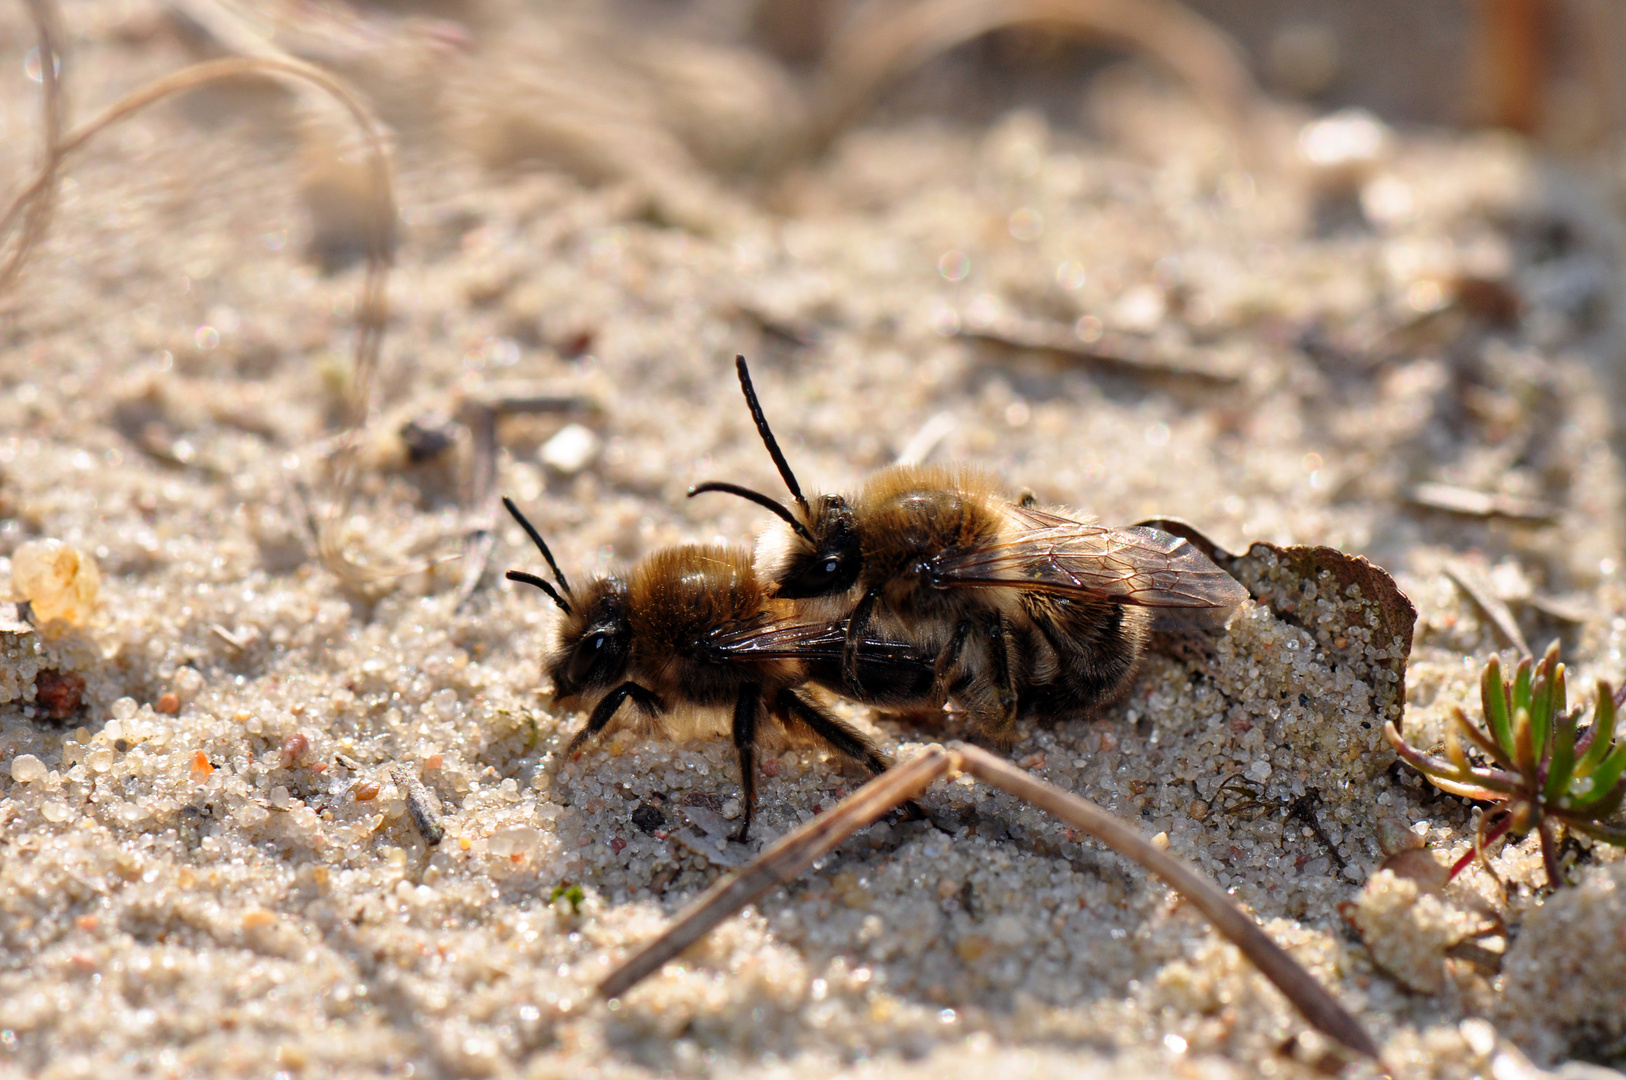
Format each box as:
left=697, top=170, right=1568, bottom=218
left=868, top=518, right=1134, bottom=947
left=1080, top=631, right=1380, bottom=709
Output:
left=800, top=0, right=1259, bottom=165
left=0, top=0, right=67, bottom=295
left=599, top=742, right=1378, bottom=1062
left=0, top=0, right=399, bottom=584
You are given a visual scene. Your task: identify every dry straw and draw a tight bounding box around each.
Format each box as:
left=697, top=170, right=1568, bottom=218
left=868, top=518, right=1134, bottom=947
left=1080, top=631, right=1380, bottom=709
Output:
left=0, top=0, right=397, bottom=586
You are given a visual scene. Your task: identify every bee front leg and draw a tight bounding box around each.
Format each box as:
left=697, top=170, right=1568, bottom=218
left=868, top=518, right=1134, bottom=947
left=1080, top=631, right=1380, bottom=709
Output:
left=840, top=590, right=882, bottom=692
left=565, top=682, right=663, bottom=757
left=729, top=685, right=763, bottom=843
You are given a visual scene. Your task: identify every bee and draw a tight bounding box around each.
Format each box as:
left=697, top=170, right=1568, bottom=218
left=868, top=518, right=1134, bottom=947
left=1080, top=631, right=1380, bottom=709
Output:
left=501, top=497, right=934, bottom=841
left=690, top=357, right=1249, bottom=742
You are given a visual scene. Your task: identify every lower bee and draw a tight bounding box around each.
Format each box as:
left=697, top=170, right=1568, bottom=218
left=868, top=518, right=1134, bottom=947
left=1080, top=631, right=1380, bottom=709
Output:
left=501, top=497, right=934, bottom=840
left=691, top=357, right=1249, bottom=742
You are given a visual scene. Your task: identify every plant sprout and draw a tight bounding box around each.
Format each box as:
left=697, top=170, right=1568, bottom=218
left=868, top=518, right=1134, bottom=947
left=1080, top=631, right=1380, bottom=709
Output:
left=1385, top=641, right=1626, bottom=886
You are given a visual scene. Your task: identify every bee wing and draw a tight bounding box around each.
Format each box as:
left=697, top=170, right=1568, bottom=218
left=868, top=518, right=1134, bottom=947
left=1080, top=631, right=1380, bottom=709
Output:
left=704, top=620, right=928, bottom=663
left=931, top=511, right=1249, bottom=611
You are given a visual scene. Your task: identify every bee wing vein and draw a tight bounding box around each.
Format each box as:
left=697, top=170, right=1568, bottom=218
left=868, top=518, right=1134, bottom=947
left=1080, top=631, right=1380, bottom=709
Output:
left=931, top=522, right=1248, bottom=609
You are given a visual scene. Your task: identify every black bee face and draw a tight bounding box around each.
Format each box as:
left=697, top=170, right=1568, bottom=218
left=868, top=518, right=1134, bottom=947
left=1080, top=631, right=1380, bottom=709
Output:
left=547, top=578, right=632, bottom=702
left=774, top=494, right=863, bottom=599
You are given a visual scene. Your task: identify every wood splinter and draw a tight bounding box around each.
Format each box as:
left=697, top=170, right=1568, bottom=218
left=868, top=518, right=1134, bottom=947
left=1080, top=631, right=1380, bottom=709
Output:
left=598, top=742, right=1379, bottom=1063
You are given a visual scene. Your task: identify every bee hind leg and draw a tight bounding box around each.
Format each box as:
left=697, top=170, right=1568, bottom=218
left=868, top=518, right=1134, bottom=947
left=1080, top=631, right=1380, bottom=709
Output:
left=952, top=615, right=1020, bottom=744
left=930, top=619, right=975, bottom=709
left=729, top=685, right=763, bottom=843
left=776, top=689, right=929, bottom=824
left=983, top=613, right=1020, bottom=737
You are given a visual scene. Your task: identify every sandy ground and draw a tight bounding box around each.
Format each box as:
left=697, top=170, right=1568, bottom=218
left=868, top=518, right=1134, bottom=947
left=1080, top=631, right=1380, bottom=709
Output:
left=2, top=2, right=1626, bottom=1078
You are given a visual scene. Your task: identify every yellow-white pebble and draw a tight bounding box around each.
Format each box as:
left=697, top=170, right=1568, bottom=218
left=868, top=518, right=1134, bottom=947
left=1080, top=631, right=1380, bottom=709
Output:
left=10, top=539, right=100, bottom=628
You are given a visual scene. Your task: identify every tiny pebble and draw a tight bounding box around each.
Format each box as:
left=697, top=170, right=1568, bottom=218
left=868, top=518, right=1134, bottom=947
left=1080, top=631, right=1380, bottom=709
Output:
left=155, top=692, right=180, bottom=715
left=10, top=538, right=100, bottom=627
left=11, top=754, right=46, bottom=782
left=281, top=732, right=310, bottom=767
left=541, top=424, right=600, bottom=474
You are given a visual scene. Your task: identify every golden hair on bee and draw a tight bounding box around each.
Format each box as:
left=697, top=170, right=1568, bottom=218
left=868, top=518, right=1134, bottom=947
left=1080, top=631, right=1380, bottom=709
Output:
left=501, top=497, right=934, bottom=840
left=691, top=357, right=1248, bottom=744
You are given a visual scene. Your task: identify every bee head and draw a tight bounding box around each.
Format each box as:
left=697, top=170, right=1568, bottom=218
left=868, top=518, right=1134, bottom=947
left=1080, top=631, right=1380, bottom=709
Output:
left=545, top=577, right=632, bottom=704
left=501, top=497, right=632, bottom=703
left=690, top=355, right=865, bottom=600
left=765, top=493, right=862, bottom=598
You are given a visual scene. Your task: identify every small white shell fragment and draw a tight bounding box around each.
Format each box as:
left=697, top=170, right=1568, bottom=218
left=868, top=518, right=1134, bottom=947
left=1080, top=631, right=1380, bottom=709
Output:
left=10, top=539, right=100, bottom=627
left=540, top=423, right=600, bottom=474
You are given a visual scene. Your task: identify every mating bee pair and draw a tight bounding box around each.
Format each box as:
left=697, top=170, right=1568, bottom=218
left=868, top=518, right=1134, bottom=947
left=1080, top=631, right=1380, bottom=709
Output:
left=505, top=357, right=1247, bottom=841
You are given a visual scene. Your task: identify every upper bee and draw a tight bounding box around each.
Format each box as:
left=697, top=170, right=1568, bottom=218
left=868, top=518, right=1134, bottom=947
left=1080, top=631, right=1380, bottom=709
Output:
left=690, top=355, right=1249, bottom=738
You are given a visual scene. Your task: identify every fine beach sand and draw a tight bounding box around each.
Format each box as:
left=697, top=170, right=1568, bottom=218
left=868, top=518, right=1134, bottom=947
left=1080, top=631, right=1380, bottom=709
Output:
left=2, top=2, right=1626, bottom=1077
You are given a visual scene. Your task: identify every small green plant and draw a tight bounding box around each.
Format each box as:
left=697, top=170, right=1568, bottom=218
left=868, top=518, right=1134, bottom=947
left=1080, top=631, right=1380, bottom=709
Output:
left=549, top=881, right=585, bottom=913
left=1385, top=641, right=1626, bottom=886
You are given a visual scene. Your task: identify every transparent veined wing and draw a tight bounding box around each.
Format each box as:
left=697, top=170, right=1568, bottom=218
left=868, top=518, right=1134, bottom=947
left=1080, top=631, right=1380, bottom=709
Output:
left=703, top=618, right=931, bottom=664
left=929, top=506, right=1248, bottom=610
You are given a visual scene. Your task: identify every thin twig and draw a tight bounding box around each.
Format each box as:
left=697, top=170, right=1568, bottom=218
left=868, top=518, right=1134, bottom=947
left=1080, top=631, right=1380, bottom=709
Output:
left=599, top=742, right=1378, bottom=1062
left=389, top=765, right=446, bottom=846
left=1408, top=482, right=1557, bottom=524
left=0, top=9, right=398, bottom=586
left=797, top=0, right=1260, bottom=167
left=598, top=749, right=956, bottom=999
left=0, top=0, right=67, bottom=295
left=1443, top=560, right=1531, bottom=657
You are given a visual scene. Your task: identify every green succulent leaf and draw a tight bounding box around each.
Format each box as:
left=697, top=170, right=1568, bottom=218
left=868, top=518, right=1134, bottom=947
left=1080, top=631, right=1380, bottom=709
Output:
left=1575, top=681, right=1618, bottom=780
left=1528, top=646, right=1560, bottom=765
left=1482, top=654, right=1512, bottom=752
left=1513, top=706, right=1537, bottom=781
left=1562, top=817, right=1626, bottom=846
left=1545, top=707, right=1578, bottom=804
left=1570, top=738, right=1626, bottom=810
left=1512, top=656, right=1533, bottom=726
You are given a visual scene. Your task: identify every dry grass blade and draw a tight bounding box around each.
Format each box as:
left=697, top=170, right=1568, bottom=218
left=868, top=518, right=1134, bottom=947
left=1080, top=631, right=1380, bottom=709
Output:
left=599, top=742, right=1378, bottom=1062
left=1443, top=560, right=1531, bottom=657
left=0, top=0, right=67, bottom=295
left=1407, top=482, right=1558, bottom=524
left=597, top=749, right=957, bottom=1000
left=0, top=0, right=398, bottom=585
left=800, top=0, right=1260, bottom=165
left=951, top=745, right=1377, bottom=1060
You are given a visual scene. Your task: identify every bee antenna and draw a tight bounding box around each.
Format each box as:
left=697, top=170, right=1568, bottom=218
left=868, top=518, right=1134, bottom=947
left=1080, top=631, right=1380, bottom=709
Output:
left=688, top=482, right=816, bottom=544
left=502, top=496, right=573, bottom=598
left=733, top=356, right=811, bottom=517
left=505, top=571, right=572, bottom=615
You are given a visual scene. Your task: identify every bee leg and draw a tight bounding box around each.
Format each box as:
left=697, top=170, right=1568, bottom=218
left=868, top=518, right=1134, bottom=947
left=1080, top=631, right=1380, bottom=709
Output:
left=776, top=690, right=929, bottom=824
left=840, top=590, right=883, bottom=691
left=981, top=613, right=1020, bottom=739
left=730, top=685, right=762, bottom=844
left=565, top=682, right=663, bottom=757
left=930, top=619, right=975, bottom=708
